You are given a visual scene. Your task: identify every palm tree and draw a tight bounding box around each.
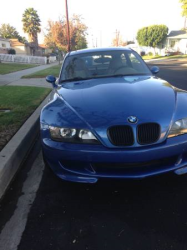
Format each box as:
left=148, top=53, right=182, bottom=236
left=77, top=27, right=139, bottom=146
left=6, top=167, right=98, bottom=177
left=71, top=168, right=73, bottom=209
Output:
left=22, top=8, right=41, bottom=54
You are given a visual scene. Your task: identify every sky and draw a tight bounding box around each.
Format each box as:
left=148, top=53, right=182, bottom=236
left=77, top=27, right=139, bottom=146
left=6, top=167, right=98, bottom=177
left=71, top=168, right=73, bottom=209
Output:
left=0, top=0, right=185, bottom=47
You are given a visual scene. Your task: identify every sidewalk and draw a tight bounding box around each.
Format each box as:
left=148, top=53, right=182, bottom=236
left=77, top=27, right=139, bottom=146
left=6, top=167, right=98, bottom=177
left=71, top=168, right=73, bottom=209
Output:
left=9, top=78, right=52, bottom=88
left=0, top=62, right=58, bottom=86
left=0, top=63, right=57, bottom=198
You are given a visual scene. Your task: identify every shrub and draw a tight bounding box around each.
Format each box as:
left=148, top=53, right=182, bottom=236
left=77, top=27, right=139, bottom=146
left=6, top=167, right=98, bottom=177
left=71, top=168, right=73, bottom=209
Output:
left=148, top=52, right=153, bottom=56
left=8, top=49, right=16, bottom=55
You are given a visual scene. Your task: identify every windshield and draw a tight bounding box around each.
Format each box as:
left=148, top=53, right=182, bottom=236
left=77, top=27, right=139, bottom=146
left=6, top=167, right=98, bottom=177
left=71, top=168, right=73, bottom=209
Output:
left=60, top=50, right=151, bottom=82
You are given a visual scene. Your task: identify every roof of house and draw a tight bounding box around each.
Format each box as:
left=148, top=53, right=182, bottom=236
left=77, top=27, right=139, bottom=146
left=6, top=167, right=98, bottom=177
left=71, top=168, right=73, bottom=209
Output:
left=9, top=39, right=25, bottom=47
left=167, top=30, right=187, bottom=39
left=39, top=44, right=47, bottom=49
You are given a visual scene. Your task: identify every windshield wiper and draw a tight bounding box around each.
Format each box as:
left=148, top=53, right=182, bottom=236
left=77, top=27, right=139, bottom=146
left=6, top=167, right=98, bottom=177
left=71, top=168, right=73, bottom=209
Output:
left=109, top=73, right=149, bottom=77
left=59, top=77, right=93, bottom=83
left=81, top=73, right=149, bottom=80
left=59, top=74, right=149, bottom=83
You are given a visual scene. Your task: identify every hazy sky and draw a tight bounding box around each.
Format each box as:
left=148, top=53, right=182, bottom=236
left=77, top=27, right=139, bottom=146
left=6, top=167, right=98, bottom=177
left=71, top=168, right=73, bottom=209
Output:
left=0, top=0, right=185, bottom=47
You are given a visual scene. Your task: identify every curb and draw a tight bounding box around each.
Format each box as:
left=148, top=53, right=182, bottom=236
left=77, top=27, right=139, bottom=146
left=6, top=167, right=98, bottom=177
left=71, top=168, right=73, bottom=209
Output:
left=0, top=92, right=51, bottom=200
left=145, top=58, right=187, bottom=63
left=145, top=58, right=171, bottom=63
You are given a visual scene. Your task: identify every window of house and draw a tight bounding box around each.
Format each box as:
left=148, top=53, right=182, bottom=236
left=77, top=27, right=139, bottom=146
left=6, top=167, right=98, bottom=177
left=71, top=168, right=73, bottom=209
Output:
left=2, top=43, right=6, bottom=48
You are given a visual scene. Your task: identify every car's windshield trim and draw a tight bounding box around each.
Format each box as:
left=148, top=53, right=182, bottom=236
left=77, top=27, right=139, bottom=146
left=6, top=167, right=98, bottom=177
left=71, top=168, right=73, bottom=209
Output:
left=59, top=73, right=151, bottom=84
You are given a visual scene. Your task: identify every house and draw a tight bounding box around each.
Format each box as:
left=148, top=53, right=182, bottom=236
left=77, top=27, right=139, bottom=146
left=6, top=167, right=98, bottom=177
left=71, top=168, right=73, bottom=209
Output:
left=9, top=39, right=31, bottom=55
left=135, top=30, right=187, bottom=56
left=38, top=44, right=52, bottom=55
left=166, top=30, right=187, bottom=54
left=9, top=39, right=52, bottom=56
left=0, top=37, right=11, bottom=54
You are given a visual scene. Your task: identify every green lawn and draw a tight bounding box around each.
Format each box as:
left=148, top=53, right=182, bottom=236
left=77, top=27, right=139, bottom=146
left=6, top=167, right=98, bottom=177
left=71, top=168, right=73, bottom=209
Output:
left=142, top=55, right=164, bottom=60
left=0, top=63, right=37, bottom=74
left=142, top=54, right=187, bottom=60
left=0, top=86, right=51, bottom=151
left=22, top=65, right=61, bottom=78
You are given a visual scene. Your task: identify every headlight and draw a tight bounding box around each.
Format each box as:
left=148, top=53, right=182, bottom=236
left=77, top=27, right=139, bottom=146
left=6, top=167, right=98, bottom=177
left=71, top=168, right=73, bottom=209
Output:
left=168, top=118, right=187, bottom=138
left=49, top=126, right=99, bottom=144
left=79, top=129, right=97, bottom=140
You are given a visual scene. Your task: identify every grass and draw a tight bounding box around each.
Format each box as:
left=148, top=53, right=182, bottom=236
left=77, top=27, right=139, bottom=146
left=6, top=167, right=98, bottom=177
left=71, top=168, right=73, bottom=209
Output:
left=22, top=65, right=61, bottom=78
left=0, top=86, right=51, bottom=151
left=142, top=55, right=164, bottom=60
left=0, top=63, right=37, bottom=74
left=142, top=54, right=187, bottom=60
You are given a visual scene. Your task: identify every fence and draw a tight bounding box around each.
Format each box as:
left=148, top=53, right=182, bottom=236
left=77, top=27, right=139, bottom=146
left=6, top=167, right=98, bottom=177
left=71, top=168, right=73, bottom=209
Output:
left=49, top=56, right=57, bottom=63
left=0, top=54, right=47, bottom=65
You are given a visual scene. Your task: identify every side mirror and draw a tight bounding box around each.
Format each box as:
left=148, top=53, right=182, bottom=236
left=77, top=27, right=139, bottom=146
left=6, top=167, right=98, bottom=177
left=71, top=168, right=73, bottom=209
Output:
left=46, top=75, right=57, bottom=88
left=150, top=66, right=159, bottom=74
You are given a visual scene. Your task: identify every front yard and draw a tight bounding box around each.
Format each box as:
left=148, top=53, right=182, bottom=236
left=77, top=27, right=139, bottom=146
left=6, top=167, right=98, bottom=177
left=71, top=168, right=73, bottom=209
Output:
left=0, top=86, right=51, bottom=151
left=22, top=65, right=61, bottom=78
left=0, top=63, right=37, bottom=74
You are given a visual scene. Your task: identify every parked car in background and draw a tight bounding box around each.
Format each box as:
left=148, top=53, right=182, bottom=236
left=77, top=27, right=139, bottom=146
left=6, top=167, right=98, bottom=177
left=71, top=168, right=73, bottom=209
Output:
left=163, top=48, right=183, bottom=56
left=40, top=47, right=187, bottom=183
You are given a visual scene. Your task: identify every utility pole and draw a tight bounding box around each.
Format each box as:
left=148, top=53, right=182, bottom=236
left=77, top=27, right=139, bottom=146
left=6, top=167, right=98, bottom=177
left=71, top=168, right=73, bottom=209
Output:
left=184, top=17, right=187, bottom=30
left=92, top=34, right=94, bottom=47
left=65, top=0, right=71, bottom=52
left=100, top=30, right=102, bottom=47
left=95, top=38, right=98, bottom=47
left=116, top=29, right=120, bottom=47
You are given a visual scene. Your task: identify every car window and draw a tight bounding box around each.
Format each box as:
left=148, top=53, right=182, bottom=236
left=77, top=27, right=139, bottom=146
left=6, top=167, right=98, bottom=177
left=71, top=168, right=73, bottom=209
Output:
left=60, top=50, right=151, bottom=81
left=121, top=53, right=127, bottom=66
left=128, top=52, right=148, bottom=72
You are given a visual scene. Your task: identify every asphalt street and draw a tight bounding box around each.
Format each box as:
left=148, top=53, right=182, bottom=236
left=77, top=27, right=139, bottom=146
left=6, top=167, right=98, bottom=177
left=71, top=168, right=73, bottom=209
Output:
left=0, top=59, right=187, bottom=250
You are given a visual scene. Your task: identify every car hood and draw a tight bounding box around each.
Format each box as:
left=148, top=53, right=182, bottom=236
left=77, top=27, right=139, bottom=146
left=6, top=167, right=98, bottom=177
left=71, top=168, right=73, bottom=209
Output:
left=58, top=76, right=177, bottom=129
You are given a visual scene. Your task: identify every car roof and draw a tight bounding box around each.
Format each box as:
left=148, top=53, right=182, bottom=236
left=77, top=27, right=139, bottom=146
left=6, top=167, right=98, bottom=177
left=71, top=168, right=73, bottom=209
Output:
left=68, top=47, right=132, bottom=56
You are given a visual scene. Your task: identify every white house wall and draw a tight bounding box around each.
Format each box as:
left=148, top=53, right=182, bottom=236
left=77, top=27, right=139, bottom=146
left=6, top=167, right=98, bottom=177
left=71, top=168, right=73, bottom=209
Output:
left=0, top=40, right=11, bottom=49
left=167, top=38, right=187, bottom=54
left=178, top=39, right=187, bottom=54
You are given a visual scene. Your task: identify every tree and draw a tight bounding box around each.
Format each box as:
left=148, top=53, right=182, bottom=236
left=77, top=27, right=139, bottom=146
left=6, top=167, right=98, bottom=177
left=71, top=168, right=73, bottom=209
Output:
left=112, top=30, right=127, bottom=47
left=8, top=48, right=16, bottom=54
left=180, top=0, right=187, bottom=17
left=137, top=25, right=168, bottom=51
left=179, top=0, right=187, bottom=29
left=70, top=15, right=88, bottom=51
left=111, top=30, right=134, bottom=47
left=0, top=23, right=27, bottom=43
left=22, top=8, right=41, bottom=47
left=44, top=15, right=87, bottom=52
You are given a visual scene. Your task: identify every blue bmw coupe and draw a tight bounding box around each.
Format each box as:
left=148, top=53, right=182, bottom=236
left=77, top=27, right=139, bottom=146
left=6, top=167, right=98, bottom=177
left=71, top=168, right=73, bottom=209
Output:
left=40, top=47, right=187, bottom=183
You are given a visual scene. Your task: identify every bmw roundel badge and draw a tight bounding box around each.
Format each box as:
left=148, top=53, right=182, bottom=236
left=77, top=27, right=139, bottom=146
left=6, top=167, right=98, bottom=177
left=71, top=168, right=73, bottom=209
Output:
left=127, top=116, right=138, bottom=124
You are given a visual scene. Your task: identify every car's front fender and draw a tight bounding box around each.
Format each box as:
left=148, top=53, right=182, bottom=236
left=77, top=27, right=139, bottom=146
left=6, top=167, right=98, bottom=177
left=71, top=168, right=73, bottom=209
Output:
left=40, top=96, right=89, bottom=129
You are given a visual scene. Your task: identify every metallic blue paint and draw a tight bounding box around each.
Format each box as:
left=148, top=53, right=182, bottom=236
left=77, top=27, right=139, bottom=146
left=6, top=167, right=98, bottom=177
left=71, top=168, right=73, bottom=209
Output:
left=46, top=75, right=56, bottom=84
left=150, top=66, right=160, bottom=74
left=40, top=48, right=187, bottom=183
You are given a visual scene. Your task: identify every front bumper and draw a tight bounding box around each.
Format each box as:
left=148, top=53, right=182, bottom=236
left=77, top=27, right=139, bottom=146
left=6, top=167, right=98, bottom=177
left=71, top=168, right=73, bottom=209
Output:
left=41, top=131, right=187, bottom=183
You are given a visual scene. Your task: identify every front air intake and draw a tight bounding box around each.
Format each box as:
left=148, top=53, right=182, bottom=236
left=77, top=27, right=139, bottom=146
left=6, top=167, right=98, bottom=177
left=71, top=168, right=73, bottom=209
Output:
left=108, top=126, right=134, bottom=146
left=137, top=123, right=160, bottom=145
